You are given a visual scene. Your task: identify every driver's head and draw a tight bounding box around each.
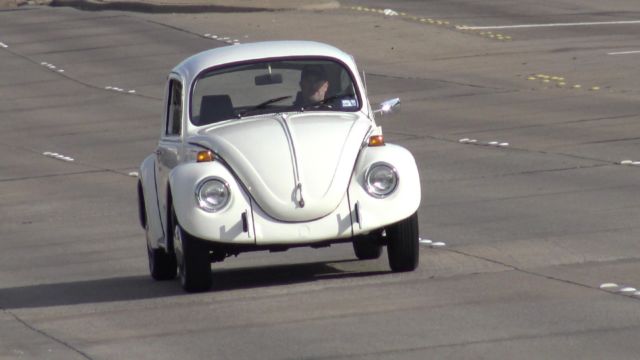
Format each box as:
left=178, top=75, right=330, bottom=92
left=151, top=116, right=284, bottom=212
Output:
left=299, top=65, right=329, bottom=104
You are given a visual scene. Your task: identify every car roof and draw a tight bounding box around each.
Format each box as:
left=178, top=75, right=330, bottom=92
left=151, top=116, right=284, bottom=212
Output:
left=172, top=41, right=358, bottom=83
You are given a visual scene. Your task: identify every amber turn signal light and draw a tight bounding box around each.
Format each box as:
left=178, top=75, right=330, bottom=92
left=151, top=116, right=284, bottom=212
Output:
left=368, top=135, right=385, bottom=147
left=196, top=150, right=214, bottom=162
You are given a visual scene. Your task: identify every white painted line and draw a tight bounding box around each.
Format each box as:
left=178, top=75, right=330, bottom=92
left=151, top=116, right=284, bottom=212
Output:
left=620, top=287, right=637, bottom=293
left=599, top=283, right=618, bottom=289
left=608, top=50, right=640, bottom=55
left=620, top=160, right=633, bottom=165
left=633, top=161, right=640, bottom=166
left=499, top=142, right=510, bottom=147
left=459, top=138, right=470, bottom=143
left=57, top=69, right=64, bottom=73
left=431, top=242, right=446, bottom=247
left=488, top=141, right=499, bottom=145
left=128, top=171, right=139, bottom=177
left=0, top=42, right=8, bottom=48
left=461, top=20, right=640, bottom=30
left=468, top=139, right=478, bottom=143
left=419, top=238, right=433, bottom=244
left=128, top=90, right=136, bottom=94
left=634, top=291, right=640, bottom=296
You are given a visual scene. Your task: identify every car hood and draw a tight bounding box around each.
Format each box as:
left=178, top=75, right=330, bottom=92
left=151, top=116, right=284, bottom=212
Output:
left=190, top=112, right=372, bottom=222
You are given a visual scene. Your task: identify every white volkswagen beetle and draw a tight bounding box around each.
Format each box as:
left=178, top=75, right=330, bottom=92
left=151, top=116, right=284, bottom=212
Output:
left=137, top=41, right=422, bottom=292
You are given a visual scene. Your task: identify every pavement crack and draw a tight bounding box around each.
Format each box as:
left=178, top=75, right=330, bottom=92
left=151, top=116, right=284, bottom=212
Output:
left=0, top=169, right=110, bottom=183
left=1, top=307, right=94, bottom=360
left=297, top=323, right=640, bottom=359
left=366, top=72, right=506, bottom=91
left=450, top=113, right=640, bottom=136
left=444, top=248, right=640, bottom=303
left=0, top=43, right=160, bottom=101
left=427, top=163, right=611, bottom=184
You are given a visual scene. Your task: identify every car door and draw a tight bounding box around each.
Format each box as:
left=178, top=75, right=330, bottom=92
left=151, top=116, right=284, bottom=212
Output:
left=156, top=76, right=183, bottom=238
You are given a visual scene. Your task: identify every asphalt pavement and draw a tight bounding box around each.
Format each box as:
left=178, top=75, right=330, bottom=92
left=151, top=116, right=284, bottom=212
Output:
left=1, top=1, right=640, bottom=359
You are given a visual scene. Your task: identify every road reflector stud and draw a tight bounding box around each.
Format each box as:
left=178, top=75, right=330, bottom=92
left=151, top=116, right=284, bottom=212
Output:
left=600, top=283, right=618, bottom=289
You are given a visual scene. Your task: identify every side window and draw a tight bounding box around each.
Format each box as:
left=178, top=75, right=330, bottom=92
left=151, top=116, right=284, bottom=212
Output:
left=166, top=79, right=182, bottom=136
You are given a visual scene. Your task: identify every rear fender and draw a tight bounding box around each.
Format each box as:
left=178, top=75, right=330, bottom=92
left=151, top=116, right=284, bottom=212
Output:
left=139, top=154, right=165, bottom=249
left=349, top=144, right=421, bottom=235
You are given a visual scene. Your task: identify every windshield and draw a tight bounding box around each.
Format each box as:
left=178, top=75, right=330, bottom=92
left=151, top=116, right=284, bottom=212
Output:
left=190, top=58, right=360, bottom=126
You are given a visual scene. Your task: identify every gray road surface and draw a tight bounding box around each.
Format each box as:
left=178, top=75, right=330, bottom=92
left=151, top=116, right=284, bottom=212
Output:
left=1, top=1, right=640, bottom=359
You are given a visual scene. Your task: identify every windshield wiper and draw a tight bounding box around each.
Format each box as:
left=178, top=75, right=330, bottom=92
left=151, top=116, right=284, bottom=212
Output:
left=238, top=95, right=292, bottom=117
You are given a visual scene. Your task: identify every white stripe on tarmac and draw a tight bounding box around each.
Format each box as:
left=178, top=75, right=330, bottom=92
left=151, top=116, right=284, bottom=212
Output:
left=608, top=50, right=640, bottom=55
left=461, top=20, right=640, bottom=30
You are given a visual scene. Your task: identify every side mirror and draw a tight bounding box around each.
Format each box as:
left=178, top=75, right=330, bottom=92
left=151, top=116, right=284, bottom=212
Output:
left=254, top=73, right=283, bottom=86
left=374, top=97, right=400, bottom=115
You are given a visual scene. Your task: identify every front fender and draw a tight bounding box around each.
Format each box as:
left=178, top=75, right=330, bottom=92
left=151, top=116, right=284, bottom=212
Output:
left=139, top=154, right=165, bottom=249
left=169, top=162, right=255, bottom=244
left=349, top=143, right=421, bottom=235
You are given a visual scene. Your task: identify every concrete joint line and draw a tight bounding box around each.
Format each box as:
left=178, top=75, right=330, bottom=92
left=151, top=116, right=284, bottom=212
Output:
left=1, top=307, right=94, bottom=360
left=445, top=248, right=640, bottom=302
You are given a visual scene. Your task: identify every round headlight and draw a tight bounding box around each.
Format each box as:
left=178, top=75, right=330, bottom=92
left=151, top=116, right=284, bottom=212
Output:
left=365, top=162, right=398, bottom=198
left=196, top=178, right=230, bottom=212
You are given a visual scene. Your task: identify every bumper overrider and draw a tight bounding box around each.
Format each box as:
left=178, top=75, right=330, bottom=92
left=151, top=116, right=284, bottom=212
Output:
left=169, top=144, right=421, bottom=246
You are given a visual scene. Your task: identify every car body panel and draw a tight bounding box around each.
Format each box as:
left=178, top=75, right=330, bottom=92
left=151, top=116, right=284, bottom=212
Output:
left=349, top=144, right=421, bottom=235
left=189, top=111, right=371, bottom=222
left=252, top=192, right=353, bottom=245
left=140, top=154, right=165, bottom=249
left=169, top=161, right=255, bottom=244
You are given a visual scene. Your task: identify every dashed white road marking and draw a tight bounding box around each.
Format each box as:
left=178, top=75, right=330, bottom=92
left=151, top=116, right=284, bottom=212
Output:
left=418, top=237, right=432, bottom=244
left=608, top=50, right=640, bottom=55
left=620, top=287, right=637, bottom=293
left=459, top=138, right=510, bottom=147
left=461, top=20, right=640, bottom=30
left=41, top=62, right=67, bottom=73
left=105, top=86, right=137, bottom=94
left=431, top=242, right=446, bottom=247
left=0, top=42, right=8, bottom=48
left=128, top=171, right=139, bottom=177
left=43, top=151, right=74, bottom=162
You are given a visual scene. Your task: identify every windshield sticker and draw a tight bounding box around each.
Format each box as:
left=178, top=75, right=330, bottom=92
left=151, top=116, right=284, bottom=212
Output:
left=342, top=99, right=357, bottom=107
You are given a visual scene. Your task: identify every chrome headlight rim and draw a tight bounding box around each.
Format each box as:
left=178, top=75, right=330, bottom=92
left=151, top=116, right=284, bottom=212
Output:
left=195, top=176, right=231, bottom=213
left=364, top=162, right=399, bottom=198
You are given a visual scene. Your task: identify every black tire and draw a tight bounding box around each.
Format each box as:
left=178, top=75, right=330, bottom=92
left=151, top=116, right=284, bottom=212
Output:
left=353, top=237, right=383, bottom=260
left=147, top=242, right=177, bottom=280
left=386, top=212, right=420, bottom=272
left=172, top=207, right=212, bottom=292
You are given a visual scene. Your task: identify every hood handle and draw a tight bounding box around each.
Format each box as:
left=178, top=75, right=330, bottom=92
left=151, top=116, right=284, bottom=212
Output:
left=295, top=183, right=305, bottom=208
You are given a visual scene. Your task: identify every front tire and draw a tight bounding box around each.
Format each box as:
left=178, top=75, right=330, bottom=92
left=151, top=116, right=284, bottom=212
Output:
left=172, top=206, right=212, bottom=292
left=147, top=242, right=177, bottom=280
left=386, top=212, right=419, bottom=272
left=353, top=233, right=383, bottom=260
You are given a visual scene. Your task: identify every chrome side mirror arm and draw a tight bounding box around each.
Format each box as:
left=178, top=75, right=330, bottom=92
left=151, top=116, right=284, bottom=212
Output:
left=373, top=97, right=401, bottom=115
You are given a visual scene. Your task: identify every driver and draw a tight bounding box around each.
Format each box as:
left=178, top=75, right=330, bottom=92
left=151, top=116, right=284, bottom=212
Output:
left=293, top=65, right=329, bottom=107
